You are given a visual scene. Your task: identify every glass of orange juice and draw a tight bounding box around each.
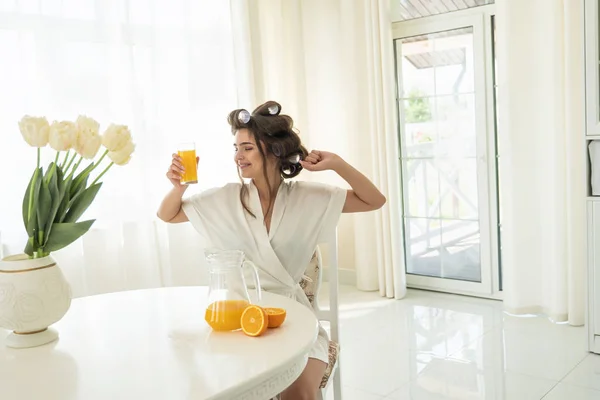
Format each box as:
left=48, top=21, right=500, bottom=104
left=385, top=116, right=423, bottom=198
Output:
left=177, top=142, right=198, bottom=185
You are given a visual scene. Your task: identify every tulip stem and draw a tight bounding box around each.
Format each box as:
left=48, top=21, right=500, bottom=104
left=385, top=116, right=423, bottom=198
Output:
left=64, top=152, right=77, bottom=173
left=60, top=150, right=70, bottom=168
left=34, top=248, right=48, bottom=259
left=82, top=149, right=109, bottom=179
left=95, top=150, right=108, bottom=167
left=91, top=162, right=113, bottom=186
left=67, top=156, right=84, bottom=180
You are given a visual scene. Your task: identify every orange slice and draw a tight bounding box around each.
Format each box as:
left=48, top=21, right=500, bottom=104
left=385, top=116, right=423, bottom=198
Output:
left=264, top=307, right=287, bottom=328
left=241, top=305, right=268, bottom=337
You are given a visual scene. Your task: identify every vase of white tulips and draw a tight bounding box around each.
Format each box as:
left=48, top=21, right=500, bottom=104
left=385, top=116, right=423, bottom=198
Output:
left=0, top=115, right=135, bottom=348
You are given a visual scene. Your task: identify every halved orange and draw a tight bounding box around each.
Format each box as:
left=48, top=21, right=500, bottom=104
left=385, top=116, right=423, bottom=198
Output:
left=241, top=305, right=268, bottom=337
left=264, top=307, right=287, bottom=328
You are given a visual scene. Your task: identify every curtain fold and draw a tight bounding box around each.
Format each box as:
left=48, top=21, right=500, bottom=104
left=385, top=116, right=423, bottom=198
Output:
left=496, top=0, right=585, bottom=324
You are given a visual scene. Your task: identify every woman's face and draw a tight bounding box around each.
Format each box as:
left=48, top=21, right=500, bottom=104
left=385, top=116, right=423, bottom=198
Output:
left=234, top=129, right=273, bottom=179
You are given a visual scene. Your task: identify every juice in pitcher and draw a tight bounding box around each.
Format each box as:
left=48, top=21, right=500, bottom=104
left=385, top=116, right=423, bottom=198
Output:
left=204, top=250, right=262, bottom=331
left=205, top=299, right=250, bottom=331
left=177, top=142, right=198, bottom=184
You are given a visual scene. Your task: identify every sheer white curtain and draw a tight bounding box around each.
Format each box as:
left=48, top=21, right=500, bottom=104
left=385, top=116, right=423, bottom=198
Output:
left=0, top=0, right=240, bottom=297
left=232, top=0, right=406, bottom=298
left=496, top=0, right=586, bottom=324
left=0, top=0, right=406, bottom=300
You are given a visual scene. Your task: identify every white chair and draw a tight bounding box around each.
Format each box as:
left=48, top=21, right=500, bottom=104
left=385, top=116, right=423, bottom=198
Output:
left=299, top=231, right=341, bottom=400
left=272, top=232, right=342, bottom=400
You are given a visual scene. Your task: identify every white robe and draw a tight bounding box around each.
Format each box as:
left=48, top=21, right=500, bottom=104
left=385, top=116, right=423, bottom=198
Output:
left=182, top=180, right=347, bottom=363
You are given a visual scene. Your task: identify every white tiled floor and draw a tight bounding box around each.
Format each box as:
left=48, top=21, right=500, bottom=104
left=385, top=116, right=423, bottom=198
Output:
left=318, top=285, right=598, bottom=400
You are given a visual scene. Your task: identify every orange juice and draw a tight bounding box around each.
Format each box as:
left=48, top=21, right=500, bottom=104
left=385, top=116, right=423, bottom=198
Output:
left=205, top=299, right=250, bottom=331
left=177, top=148, right=198, bottom=184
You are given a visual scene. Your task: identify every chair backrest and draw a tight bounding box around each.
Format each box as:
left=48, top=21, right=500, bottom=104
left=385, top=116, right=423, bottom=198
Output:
left=300, top=234, right=340, bottom=341
left=300, top=231, right=342, bottom=400
left=318, top=232, right=340, bottom=346
left=321, top=231, right=341, bottom=400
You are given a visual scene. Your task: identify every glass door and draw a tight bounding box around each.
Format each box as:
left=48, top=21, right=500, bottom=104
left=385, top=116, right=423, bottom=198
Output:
left=393, top=14, right=496, bottom=295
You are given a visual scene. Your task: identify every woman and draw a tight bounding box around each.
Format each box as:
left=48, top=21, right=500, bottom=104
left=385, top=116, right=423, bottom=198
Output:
left=157, top=101, right=385, bottom=399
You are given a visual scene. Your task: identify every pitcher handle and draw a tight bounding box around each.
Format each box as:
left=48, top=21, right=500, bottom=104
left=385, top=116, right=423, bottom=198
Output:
left=242, top=260, right=262, bottom=303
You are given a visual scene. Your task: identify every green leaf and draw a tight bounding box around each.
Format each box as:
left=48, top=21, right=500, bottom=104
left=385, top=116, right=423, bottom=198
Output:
left=25, top=168, right=43, bottom=237
left=22, top=168, right=37, bottom=232
left=55, top=175, right=73, bottom=224
left=24, top=237, right=34, bottom=257
left=45, top=166, right=66, bottom=243
left=36, top=175, right=52, bottom=240
left=48, top=163, right=61, bottom=210
left=42, top=220, right=95, bottom=253
left=69, top=174, right=89, bottom=207
left=64, top=183, right=102, bottom=223
left=45, top=161, right=59, bottom=185
left=71, top=162, right=95, bottom=197
left=60, top=161, right=90, bottom=224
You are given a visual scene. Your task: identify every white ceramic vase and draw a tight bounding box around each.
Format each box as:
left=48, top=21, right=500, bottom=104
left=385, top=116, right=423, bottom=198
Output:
left=0, top=254, right=72, bottom=348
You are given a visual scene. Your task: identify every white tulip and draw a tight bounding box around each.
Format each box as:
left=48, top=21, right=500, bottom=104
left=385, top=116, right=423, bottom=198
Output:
left=108, top=140, right=135, bottom=166
left=18, top=116, right=50, bottom=147
left=102, top=124, right=132, bottom=152
left=75, top=115, right=101, bottom=159
left=49, top=121, right=78, bottom=151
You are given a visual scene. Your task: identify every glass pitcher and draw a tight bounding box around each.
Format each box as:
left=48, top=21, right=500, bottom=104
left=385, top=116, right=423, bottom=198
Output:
left=204, top=249, right=262, bottom=331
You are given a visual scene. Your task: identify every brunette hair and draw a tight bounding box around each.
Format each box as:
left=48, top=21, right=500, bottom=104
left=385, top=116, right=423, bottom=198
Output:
left=227, top=101, right=308, bottom=217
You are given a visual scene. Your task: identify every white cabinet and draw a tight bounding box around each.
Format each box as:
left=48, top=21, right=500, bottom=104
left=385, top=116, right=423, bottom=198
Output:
left=588, top=201, right=600, bottom=353
left=586, top=0, right=600, bottom=136
left=586, top=0, right=600, bottom=354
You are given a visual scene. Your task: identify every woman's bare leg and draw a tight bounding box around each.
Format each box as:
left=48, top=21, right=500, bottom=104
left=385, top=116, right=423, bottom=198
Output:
left=280, top=358, right=327, bottom=400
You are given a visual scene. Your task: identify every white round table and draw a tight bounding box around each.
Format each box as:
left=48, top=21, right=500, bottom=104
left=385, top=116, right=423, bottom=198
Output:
left=0, top=287, right=319, bottom=400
